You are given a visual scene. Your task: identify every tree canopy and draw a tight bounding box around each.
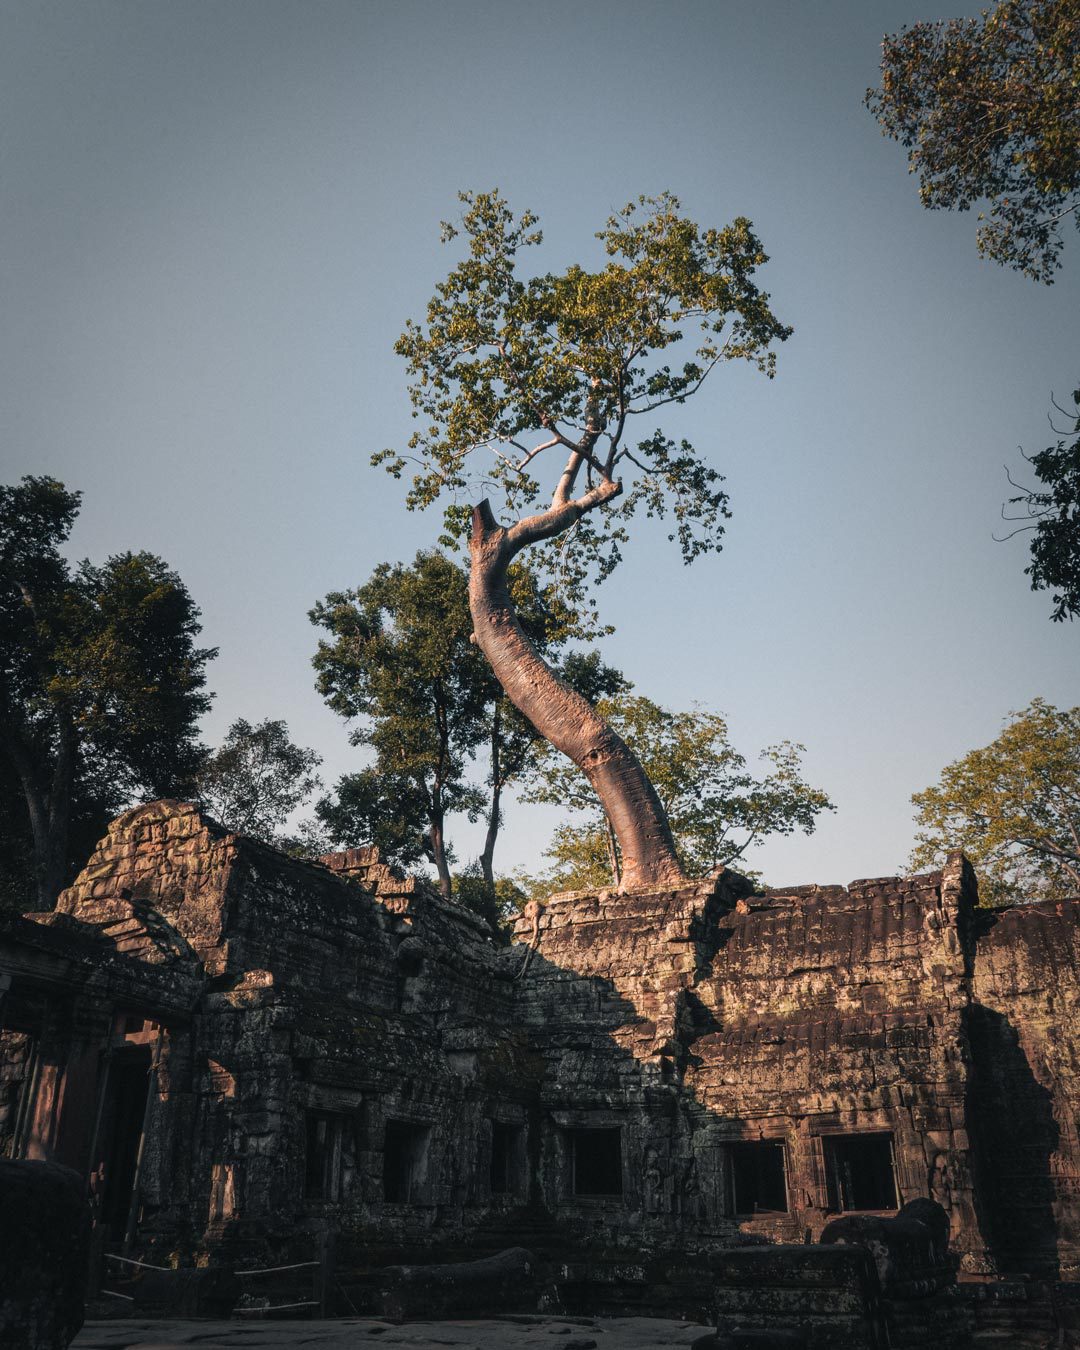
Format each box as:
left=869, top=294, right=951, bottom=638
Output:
left=376, top=191, right=791, bottom=889
left=310, top=550, right=488, bottom=897
left=195, top=717, right=322, bottom=845
left=523, top=694, right=834, bottom=892
left=0, top=475, right=215, bottom=907
left=868, top=0, right=1080, bottom=623
left=910, top=698, right=1080, bottom=904
left=379, top=190, right=790, bottom=585
left=867, top=0, right=1080, bottom=284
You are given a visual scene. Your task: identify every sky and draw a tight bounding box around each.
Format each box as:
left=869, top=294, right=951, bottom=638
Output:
left=1, top=0, right=1076, bottom=890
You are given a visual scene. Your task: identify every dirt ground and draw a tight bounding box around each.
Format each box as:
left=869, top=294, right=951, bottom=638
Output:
left=75, top=1316, right=715, bottom=1350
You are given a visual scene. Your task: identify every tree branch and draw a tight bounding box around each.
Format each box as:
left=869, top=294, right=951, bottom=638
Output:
left=507, top=472, right=621, bottom=554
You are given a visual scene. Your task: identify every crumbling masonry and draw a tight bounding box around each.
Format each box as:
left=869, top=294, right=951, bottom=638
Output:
left=2, top=799, right=1079, bottom=1318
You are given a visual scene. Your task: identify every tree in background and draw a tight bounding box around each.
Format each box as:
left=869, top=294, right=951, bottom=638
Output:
left=195, top=717, right=322, bottom=845
left=866, top=0, right=1080, bottom=284
left=522, top=694, right=834, bottom=892
left=0, top=476, right=215, bottom=908
left=1003, top=387, right=1080, bottom=621
left=311, top=549, right=625, bottom=906
left=315, top=762, right=442, bottom=874
left=376, top=191, right=791, bottom=889
left=866, top=0, right=1080, bottom=621
left=452, top=865, right=528, bottom=940
left=910, top=699, right=1080, bottom=905
left=311, top=551, right=489, bottom=899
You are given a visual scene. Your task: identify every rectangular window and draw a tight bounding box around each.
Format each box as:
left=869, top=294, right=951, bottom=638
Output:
left=823, top=1133, right=898, bottom=1213
left=383, top=1120, right=431, bottom=1204
left=570, top=1127, right=622, bottom=1197
left=304, top=1111, right=343, bottom=1201
left=730, top=1141, right=788, bottom=1215
left=490, top=1122, right=523, bottom=1196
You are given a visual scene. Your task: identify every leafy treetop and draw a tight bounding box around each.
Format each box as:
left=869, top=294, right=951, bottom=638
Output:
left=910, top=698, right=1080, bottom=904
left=310, top=550, right=490, bottom=894
left=375, top=190, right=791, bottom=592
left=0, top=475, right=215, bottom=905
left=867, top=0, right=1080, bottom=284
left=195, top=718, right=322, bottom=845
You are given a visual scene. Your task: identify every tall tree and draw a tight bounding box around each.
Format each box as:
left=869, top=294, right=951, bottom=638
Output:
left=196, top=717, right=322, bottom=845
left=0, top=476, right=215, bottom=907
left=376, top=191, right=791, bottom=888
left=310, top=551, right=490, bottom=899
left=311, top=550, right=624, bottom=899
left=867, top=0, right=1080, bottom=621
left=523, top=694, right=833, bottom=891
left=910, top=698, right=1080, bottom=905
left=866, top=0, right=1080, bottom=284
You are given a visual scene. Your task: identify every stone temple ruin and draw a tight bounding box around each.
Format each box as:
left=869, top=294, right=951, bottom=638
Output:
left=3, top=798, right=1080, bottom=1342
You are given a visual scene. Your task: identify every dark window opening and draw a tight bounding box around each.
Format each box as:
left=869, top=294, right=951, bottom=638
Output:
left=304, top=1110, right=343, bottom=1201
left=730, top=1141, right=788, bottom=1214
left=490, top=1122, right=522, bottom=1195
left=824, top=1133, right=897, bottom=1212
left=383, top=1120, right=430, bottom=1203
left=570, top=1127, right=622, bottom=1197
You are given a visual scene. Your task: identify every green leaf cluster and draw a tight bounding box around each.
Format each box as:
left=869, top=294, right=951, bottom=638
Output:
left=521, top=694, right=834, bottom=890
left=310, top=551, right=490, bottom=880
left=910, top=698, right=1080, bottom=904
left=867, top=0, right=1080, bottom=283
left=1007, top=387, right=1080, bottom=620
left=0, top=475, right=215, bottom=907
left=374, top=190, right=790, bottom=595
left=195, top=718, right=322, bottom=845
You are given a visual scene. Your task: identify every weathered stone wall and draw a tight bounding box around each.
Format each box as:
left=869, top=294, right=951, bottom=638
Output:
left=9, top=802, right=542, bottom=1269
left=4, top=799, right=1080, bottom=1303
left=512, top=857, right=985, bottom=1265
left=968, top=900, right=1080, bottom=1278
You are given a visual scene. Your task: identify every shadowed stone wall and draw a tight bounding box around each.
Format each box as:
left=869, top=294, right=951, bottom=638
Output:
left=2, top=801, right=1080, bottom=1292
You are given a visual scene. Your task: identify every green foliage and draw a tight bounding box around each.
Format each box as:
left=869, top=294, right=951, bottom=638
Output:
left=451, top=865, right=528, bottom=941
left=196, top=717, right=322, bottom=845
left=310, top=551, right=488, bottom=886
left=374, top=190, right=790, bottom=595
left=867, top=0, right=1080, bottom=284
left=316, top=763, right=440, bottom=872
left=522, top=694, right=834, bottom=890
left=1005, top=388, right=1080, bottom=620
left=910, top=698, right=1080, bottom=904
left=311, top=548, right=626, bottom=889
left=0, top=475, right=215, bottom=906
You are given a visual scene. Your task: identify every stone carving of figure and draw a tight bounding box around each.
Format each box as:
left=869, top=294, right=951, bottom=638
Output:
left=681, top=1156, right=702, bottom=1218
left=643, top=1145, right=663, bottom=1214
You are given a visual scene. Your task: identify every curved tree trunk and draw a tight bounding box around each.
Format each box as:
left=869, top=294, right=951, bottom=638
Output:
left=469, top=499, right=686, bottom=891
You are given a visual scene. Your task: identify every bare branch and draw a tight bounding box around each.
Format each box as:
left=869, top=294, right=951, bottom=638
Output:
left=1004, top=462, right=1038, bottom=497
left=625, top=352, right=724, bottom=417
left=1036, top=199, right=1080, bottom=229
left=993, top=522, right=1039, bottom=541
left=507, top=474, right=622, bottom=554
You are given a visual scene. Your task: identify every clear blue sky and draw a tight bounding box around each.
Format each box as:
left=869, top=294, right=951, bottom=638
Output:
left=2, top=0, right=1076, bottom=888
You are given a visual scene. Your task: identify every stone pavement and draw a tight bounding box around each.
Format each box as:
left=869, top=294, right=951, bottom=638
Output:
left=75, top=1316, right=714, bottom=1350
